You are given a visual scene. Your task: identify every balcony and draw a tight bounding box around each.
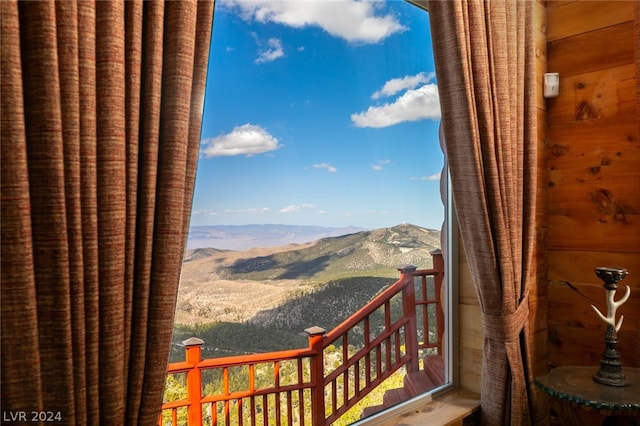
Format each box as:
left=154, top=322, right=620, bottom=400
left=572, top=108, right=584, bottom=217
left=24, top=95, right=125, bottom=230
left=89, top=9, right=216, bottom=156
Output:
left=159, top=251, right=445, bottom=426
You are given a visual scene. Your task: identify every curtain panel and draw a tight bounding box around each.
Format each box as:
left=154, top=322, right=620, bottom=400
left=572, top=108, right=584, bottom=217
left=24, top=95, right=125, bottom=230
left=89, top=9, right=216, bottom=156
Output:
left=1, top=1, right=213, bottom=424
left=427, top=1, right=537, bottom=425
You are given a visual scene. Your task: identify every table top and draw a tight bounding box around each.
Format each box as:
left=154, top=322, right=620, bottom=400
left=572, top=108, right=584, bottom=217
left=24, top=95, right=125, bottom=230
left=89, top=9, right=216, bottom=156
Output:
left=534, top=366, right=640, bottom=413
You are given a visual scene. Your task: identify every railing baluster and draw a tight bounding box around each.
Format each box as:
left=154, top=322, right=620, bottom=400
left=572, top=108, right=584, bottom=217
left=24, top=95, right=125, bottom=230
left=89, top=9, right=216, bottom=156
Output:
left=400, top=266, right=419, bottom=373
left=297, top=358, right=304, bottom=425
left=249, top=364, right=255, bottom=392
left=385, top=337, right=392, bottom=372
left=183, top=337, right=204, bottom=426
left=274, top=361, right=281, bottom=426
left=304, top=326, right=325, bottom=426
left=354, top=358, right=360, bottom=396
left=342, top=334, right=349, bottom=409
left=364, top=316, right=371, bottom=388
left=262, top=394, right=268, bottom=426
left=422, top=283, right=429, bottom=346
left=384, top=301, right=391, bottom=330
left=286, top=390, right=293, bottom=426
left=223, top=366, right=229, bottom=394
left=432, top=250, right=445, bottom=355
left=422, top=274, right=429, bottom=349
left=250, top=396, right=256, bottom=426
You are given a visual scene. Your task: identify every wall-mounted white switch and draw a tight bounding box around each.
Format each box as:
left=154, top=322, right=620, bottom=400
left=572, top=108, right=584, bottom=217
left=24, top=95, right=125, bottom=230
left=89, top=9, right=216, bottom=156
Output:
left=544, top=72, right=559, bottom=98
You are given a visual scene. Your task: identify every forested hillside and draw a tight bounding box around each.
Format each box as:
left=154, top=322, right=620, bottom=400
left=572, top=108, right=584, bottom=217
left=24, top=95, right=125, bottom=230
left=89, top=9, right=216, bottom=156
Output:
left=166, top=224, right=441, bottom=424
left=172, top=223, right=440, bottom=360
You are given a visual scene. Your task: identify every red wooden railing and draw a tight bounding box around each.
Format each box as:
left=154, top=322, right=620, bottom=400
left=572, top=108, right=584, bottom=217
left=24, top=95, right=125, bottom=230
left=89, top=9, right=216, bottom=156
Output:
left=159, top=250, right=444, bottom=426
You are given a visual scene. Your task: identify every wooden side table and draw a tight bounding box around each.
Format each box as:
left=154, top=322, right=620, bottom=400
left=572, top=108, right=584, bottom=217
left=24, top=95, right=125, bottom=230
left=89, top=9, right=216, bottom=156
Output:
left=535, top=366, right=640, bottom=425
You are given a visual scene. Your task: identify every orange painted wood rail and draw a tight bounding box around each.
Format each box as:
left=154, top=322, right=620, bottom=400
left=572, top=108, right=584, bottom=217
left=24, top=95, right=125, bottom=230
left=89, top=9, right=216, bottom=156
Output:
left=159, top=250, right=444, bottom=426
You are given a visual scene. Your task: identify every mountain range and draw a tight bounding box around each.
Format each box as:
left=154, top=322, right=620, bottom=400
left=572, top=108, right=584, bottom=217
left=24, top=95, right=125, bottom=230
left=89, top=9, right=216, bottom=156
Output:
left=187, top=224, right=367, bottom=251
left=175, top=224, right=441, bottom=355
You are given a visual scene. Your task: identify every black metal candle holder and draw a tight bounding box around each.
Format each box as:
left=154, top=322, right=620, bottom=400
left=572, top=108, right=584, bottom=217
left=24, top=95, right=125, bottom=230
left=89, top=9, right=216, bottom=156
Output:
left=591, top=267, right=630, bottom=387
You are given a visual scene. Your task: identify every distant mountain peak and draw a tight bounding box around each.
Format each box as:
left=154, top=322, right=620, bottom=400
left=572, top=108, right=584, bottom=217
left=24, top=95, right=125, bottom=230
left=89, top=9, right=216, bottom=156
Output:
left=177, top=223, right=441, bottom=328
left=186, top=224, right=368, bottom=251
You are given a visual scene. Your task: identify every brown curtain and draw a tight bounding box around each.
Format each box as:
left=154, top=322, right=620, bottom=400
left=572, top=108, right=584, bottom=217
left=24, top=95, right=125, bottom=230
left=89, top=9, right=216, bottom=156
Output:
left=1, top=1, right=213, bottom=424
left=427, top=1, right=537, bottom=425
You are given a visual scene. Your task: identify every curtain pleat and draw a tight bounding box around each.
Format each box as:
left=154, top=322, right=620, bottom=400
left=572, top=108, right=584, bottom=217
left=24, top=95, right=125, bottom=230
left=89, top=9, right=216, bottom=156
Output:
left=95, top=2, right=128, bottom=423
left=55, top=1, right=89, bottom=421
left=19, top=1, right=79, bottom=419
left=427, top=1, right=537, bottom=425
left=1, top=0, right=44, bottom=413
left=76, top=3, right=100, bottom=423
left=0, top=1, right=213, bottom=424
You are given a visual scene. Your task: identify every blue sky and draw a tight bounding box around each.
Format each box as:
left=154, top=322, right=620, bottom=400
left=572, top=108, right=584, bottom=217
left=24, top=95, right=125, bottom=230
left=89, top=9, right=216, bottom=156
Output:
left=191, top=0, right=443, bottom=230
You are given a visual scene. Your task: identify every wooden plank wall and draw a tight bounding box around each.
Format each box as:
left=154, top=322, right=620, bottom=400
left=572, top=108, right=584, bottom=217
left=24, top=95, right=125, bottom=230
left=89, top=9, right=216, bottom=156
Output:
left=456, top=3, right=639, bottom=422
left=545, top=1, right=639, bottom=372
left=458, top=239, right=482, bottom=394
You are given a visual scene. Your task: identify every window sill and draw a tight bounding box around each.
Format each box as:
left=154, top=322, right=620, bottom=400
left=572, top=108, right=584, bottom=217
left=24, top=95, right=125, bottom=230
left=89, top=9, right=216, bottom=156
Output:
left=357, top=388, right=481, bottom=426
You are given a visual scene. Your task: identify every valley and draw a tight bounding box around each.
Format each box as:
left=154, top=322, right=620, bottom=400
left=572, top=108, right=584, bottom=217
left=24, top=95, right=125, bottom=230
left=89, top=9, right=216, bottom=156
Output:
left=172, top=223, right=441, bottom=360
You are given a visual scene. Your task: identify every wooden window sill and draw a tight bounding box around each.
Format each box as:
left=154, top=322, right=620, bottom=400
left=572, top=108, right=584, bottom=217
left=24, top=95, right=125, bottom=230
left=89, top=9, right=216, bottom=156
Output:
left=358, top=389, right=481, bottom=426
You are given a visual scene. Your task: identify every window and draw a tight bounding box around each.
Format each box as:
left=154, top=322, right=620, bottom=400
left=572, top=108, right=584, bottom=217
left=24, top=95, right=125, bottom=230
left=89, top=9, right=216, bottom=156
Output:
left=164, top=1, right=454, bottom=424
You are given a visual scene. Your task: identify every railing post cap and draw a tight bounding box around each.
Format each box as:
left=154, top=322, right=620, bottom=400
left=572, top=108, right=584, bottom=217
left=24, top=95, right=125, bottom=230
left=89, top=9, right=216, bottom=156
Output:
left=304, top=326, right=326, bottom=336
left=398, top=265, right=417, bottom=273
left=430, top=248, right=443, bottom=255
left=182, top=337, right=205, bottom=347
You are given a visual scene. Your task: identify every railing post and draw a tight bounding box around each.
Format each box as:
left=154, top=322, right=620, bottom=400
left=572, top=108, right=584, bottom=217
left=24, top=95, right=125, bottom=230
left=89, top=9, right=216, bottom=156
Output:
left=305, top=326, right=326, bottom=426
left=183, top=337, right=204, bottom=426
left=431, top=249, right=445, bottom=355
left=399, top=265, right=419, bottom=373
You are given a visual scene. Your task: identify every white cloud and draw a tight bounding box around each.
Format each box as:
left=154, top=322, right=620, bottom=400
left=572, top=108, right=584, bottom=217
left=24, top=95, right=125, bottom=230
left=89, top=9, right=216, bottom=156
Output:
left=225, top=207, right=271, bottom=214
left=371, top=72, right=435, bottom=99
left=221, top=0, right=405, bottom=44
left=312, top=163, right=337, bottom=173
left=351, top=83, right=441, bottom=128
left=192, top=208, right=219, bottom=217
left=200, top=124, right=280, bottom=158
left=255, top=37, right=284, bottom=64
left=410, top=172, right=441, bottom=181
left=192, top=207, right=270, bottom=216
left=280, top=203, right=315, bottom=213
left=371, top=159, right=391, bottom=171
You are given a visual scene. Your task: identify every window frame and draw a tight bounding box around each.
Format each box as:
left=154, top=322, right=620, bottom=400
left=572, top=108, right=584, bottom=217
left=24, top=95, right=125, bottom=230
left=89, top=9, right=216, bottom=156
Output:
left=350, top=166, right=459, bottom=426
left=175, top=0, right=459, bottom=422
